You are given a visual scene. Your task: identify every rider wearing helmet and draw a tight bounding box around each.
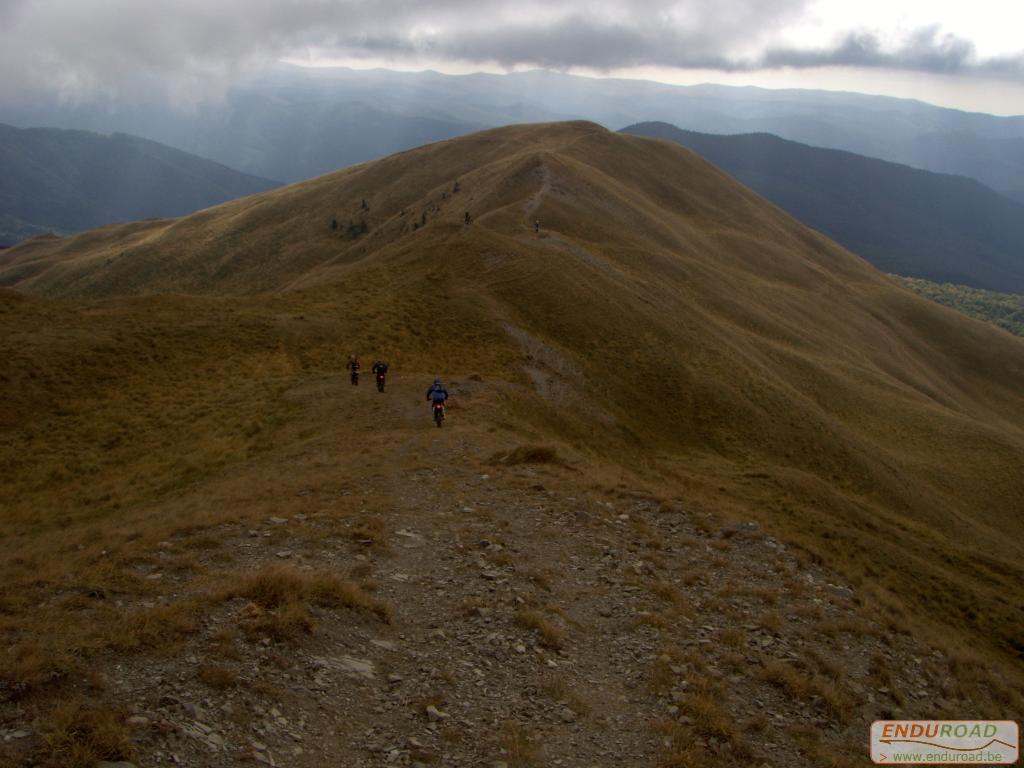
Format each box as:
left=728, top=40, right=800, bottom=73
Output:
left=372, top=359, right=389, bottom=392
left=346, top=354, right=360, bottom=385
left=426, top=378, right=448, bottom=405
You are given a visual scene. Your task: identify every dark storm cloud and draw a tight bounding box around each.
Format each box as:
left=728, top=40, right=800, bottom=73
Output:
left=1, top=0, right=1021, bottom=103
left=762, top=26, right=1024, bottom=76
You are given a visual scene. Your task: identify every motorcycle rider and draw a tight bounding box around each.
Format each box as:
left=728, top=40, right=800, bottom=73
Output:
left=372, top=359, right=389, bottom=391
left=426, top=378, right=449, bottom=415
left=346, top=354, right=361, bottom=385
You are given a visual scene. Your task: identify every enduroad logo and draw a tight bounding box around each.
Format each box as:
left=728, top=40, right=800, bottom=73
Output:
left=871, top=721, right=1019, bottom=764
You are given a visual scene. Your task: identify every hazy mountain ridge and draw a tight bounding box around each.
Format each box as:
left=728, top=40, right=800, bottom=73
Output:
left=621, top=121, right=1024, bottom=294
left=0, top=123, right=281, bottom=245
left=5, top=66, right=1024, bottom=194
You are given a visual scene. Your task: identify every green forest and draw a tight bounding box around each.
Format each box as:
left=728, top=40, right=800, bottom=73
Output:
left=894, top=275, right=1024, bottom=337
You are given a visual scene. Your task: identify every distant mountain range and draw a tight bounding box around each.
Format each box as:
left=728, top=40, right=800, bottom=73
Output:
left=622, top=122, right=1024, bottom=294
left=4, top=66, right=1024, bottom=197
left=0, top=123, right=279, bottom=245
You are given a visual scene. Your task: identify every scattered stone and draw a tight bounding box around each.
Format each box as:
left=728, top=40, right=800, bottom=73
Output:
left=275, top=550, right=293, bottom=559
left=339, top=656, right=375, bottom=680
left=268, top=517, right=288, bottom=525
left=425, top=705, right=449, bottom=722
left=127, top=716, right=151, bottom=727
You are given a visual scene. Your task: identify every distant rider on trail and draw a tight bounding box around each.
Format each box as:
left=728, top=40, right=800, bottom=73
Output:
left=347, top=354, right=361, bottom=386
left=426, top=378, right=449, bottom=426
left=372, top=359, right=389, bottom=392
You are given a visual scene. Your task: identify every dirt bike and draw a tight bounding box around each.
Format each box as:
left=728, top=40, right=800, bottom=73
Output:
left=376, top=372, right=386, bottom=392
left=350, top=368, right=359, bottom=386
left=433, top=401, right=445, bottom=428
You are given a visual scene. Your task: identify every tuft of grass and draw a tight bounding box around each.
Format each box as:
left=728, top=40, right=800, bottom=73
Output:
left=491, top=445, right=565, bottom=466
left=539, top=673, right=592, bottom=716
left=761, top=660, right=854, bottom=722
left=647, top=579, right=689, bottom=610
left=718, top=627, right=746, bottom=648
left=497, top=721, right=542, bottom=767
left=108, top=602, right=198, bottom=652
left=38, top=701, right=134, bottom=768
left=229, top=564, right=389, bottom=618
left=198, top=664, right=239, bottom=689
left=515, top=608, right=564, bottom=649
left=685, top=692, right=736, bottom=742
left=653, top=720, right=712, bottom=768
left=1, top=642, right=74, bottom=695
left=225, top=564, right=390, bottom=641
left=349, top=516, right=388, bottom=549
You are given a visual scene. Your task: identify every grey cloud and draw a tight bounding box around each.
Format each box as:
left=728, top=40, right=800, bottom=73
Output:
left=0, top=0, right=1020, bottom=105
left=762, top=26, right=1023, bottom=76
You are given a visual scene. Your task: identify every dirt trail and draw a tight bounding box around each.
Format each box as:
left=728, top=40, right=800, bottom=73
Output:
left=2, top=376, right=977, bottom=767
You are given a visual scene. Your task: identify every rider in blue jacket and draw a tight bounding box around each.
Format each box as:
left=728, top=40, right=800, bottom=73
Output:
left=426, top=379, right=448, bottom=404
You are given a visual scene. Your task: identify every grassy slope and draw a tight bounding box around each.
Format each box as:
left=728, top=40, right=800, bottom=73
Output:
left=2, top=122, right=1023, bottom=685
left=621, top=121, right=1024, bottom=294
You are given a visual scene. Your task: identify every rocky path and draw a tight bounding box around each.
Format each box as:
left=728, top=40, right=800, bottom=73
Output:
left=2, top=376, right=978, bottom=767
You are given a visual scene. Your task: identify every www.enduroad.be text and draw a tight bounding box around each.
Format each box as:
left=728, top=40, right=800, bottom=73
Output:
left=893, top=751, right=1008, bottom=763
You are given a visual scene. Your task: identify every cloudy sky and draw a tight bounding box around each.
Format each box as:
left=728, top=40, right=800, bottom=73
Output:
left=2, top=0, right=1023, bottom=114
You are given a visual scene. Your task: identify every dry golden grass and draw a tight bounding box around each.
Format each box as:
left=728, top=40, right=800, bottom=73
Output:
left=1, top=120, right=1023, bottom=728
left=349, top=515, right=388, bottom=549
left=496, top=721, right=542, bottom=767
left=718, top=627, right=747, bottom=648
left=760, top=660, right=855, bottom=722
left=539, top=673, right=592, bottom=716
left=653, top=720, right=713, bottom=768
left=490, top=445, right=565, bottom=466
left=514, top=608, right=564, bottom=649
left=38, top=700, right=134, bottom=768
left=684, top=691, right=736, bottom=742
left=227, top=564, right=391, bottom=624
left=198, top=664, right=240, bottom=689
left=758, top=611, right=784, bottom=633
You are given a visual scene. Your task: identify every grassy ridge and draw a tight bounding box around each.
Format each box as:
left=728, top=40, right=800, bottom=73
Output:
left=893, top=275, right=1024, bottom=336
left=2, top=121, right=1023, bottom=693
